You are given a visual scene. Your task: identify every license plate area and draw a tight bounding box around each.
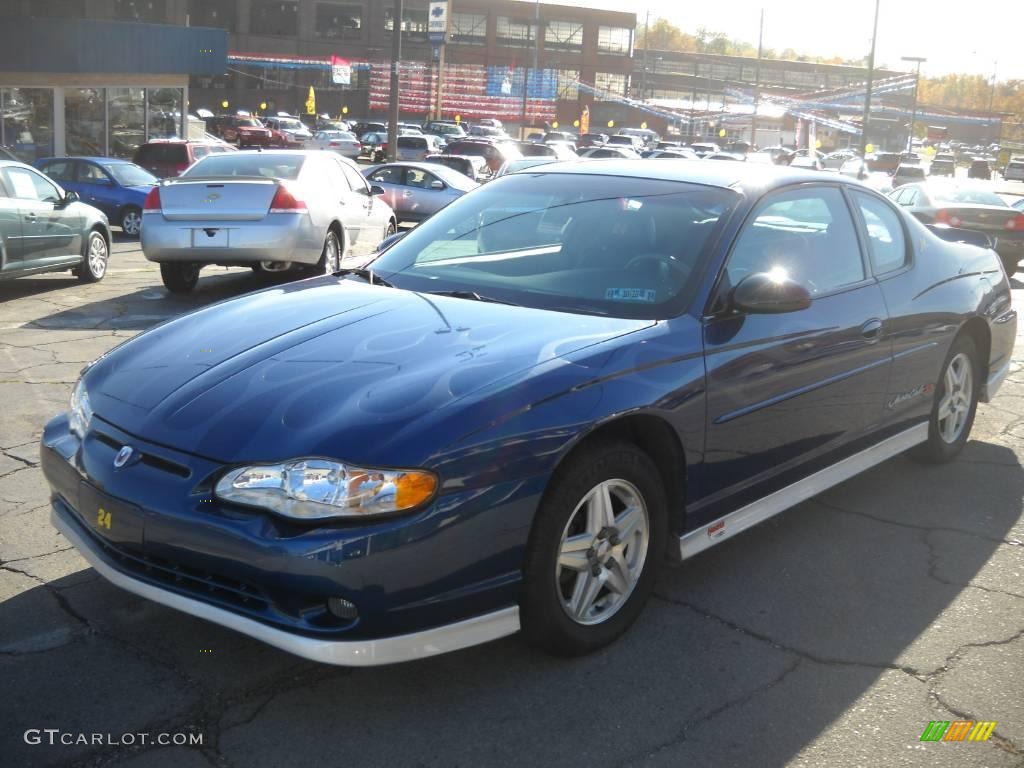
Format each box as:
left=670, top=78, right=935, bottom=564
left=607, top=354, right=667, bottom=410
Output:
left=78, top=481, right=144, bottom=546
left=192, top=227, right=229, bottom=248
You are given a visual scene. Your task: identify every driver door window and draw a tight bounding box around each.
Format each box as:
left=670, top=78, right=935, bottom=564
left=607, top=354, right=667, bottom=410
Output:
left=726, top=186, right=865, bottom=297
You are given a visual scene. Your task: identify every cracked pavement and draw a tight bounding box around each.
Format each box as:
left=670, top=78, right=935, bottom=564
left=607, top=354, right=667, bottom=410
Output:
left=1, top=240, right=1022, bottom=768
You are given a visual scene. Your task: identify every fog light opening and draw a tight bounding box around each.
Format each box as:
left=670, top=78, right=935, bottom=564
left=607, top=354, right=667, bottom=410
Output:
left=327, top=596, right=359, bottom=620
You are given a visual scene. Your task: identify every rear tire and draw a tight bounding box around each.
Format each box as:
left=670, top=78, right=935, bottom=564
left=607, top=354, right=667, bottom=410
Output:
left=160, top=263, right=200, bottom=293
left=911, top=334, right=979, bottom=464
left=78, top=231, right=108, bottom=283
left=309, top=229, right=341, bottom=275
left=520, top=441, right=667, bottom=657
left=120, top=206, right=142, bottom=238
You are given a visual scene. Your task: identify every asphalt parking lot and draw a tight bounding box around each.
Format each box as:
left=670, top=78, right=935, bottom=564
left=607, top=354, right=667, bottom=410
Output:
left=1, top=236, right=1022, bottom=768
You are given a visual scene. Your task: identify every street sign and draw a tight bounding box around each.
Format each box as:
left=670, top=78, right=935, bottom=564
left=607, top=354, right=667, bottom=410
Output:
left=428, top=1, right=449, bottom=45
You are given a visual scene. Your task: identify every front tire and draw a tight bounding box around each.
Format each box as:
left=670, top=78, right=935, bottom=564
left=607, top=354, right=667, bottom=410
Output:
left=120, top=206, right=142, bottom=237
left=78, top=231, right=108, bottom=283
left=160, top=263, right=200, bottom=294
left=912, top=334, right=979, bottom=463
left=520, top=441, right=667, bottom=657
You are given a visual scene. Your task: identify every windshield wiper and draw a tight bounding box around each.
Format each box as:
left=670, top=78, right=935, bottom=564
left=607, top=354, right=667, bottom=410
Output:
left=425, top=290, right=518, bottom=306
left=336, top=268, right=394, bottom=288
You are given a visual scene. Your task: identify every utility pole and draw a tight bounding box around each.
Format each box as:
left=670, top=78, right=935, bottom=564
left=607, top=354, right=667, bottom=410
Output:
left=640, top=9, right=650, bottom=101
left=987, top=59, right=998, bottom=144
left=751, top=8, right=763, bottom=149
left=858, top=0, right=880, bottom=178
left=520, top=0, right=540, bottom=137
left=901, top=56, right=925, bottom=152
left=387, top=0, right=403, bottom=162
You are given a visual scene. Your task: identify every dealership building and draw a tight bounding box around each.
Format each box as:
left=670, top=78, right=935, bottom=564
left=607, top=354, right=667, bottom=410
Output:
left=0, top=13, right=226, bottom=162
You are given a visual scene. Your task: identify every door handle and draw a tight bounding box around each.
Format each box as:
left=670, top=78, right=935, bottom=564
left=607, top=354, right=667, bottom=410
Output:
left=860, top=318, right=884, bottom=342
left=23, top=213, right=36, bottom=221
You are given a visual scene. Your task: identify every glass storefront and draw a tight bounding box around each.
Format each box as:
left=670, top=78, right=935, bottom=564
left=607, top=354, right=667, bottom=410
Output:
left=147, top=87, right=182, bottom=140
left=65, top=87, right=106, bottom=155
left=108, top=87, right=145, bottom=158
left=0, top=86, right=182, bottom=158
left=0, top=88, right=55, bottom=162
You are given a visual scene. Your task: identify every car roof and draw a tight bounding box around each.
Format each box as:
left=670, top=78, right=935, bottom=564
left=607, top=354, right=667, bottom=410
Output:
left=530, top=158, right=851, bottom=195
left=38, top=156, right=132, bottom=164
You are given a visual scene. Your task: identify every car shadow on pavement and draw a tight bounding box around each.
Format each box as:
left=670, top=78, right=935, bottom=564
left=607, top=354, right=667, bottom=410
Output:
left=2, top=440, right=1021, bottom=767
left=12, top=269, right=299, bottom=331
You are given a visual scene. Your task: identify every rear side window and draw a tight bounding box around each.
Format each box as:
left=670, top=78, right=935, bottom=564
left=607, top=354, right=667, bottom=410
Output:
left=41, top=160, right=75, bottom=181
left=368, top=166, right=402, bottom=184
left=852, top=191, right=908, bottom=275
left=338, top=161, right=368, bottom=193
left=192, top=145, right=211, bottom=160
left=727, top=186, right=865, bottom=296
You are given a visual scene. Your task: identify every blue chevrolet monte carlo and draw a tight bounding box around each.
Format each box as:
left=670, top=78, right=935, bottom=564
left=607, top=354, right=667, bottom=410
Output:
left=41, top=161, right=1016, bottom=665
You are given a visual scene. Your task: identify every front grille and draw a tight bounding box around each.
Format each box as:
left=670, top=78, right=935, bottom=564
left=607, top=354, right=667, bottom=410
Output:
left=93, top=430, right=191, bottom=478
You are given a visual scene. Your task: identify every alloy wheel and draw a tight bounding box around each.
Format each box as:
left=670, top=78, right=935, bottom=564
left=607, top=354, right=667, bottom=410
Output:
left=556, top=479, right=650, bottom=626
left=938, top=352, right=973, bottom=444
left=121, top=208, right=141, bottom=237
left=87, top=234, right=108, bottom=278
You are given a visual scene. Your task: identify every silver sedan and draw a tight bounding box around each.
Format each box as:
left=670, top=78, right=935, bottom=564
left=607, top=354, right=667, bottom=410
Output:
left=362, top=162, right=478, bottom=224
left=141, top=150, right=397, bottom=293
left=306, top=130, right=362, bottom=160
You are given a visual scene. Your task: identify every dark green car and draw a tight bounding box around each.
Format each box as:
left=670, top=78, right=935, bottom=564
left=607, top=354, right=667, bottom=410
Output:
left=0, top=160, right=112, bottom=282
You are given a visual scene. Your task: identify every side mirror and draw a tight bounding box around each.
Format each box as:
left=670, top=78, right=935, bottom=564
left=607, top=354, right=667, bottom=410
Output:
left=375, top=230, right=408, bottom=253
left=61, top=190, right=80, bottom=205
left=369, top=185, right=385, bottom=196
left=731, top=271, right=813, bottom=314
left=429, top=180, right=445, bottom=190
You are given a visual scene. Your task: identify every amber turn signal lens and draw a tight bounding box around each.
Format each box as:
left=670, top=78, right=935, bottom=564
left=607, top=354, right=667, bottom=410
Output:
left=395, top=472, right=437, bottom=510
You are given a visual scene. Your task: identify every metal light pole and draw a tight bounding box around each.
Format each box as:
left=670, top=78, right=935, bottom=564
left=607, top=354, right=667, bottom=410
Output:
left=520, top=0, right=540, bottom=137
left=858, top=0, right=881, bottom=178
left=901, top=56, right=925, bottom=152
left=751, top=8, right=764, bottom=148
left=987, top=59, right=998, bottom=144
left=639, top=9, right=650, bottom=101
left=387, top=0, right=403, bottom=162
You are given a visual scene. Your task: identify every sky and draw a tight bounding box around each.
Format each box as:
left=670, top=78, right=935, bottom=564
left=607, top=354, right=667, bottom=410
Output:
left=551, top=0, right=1020, bottom=80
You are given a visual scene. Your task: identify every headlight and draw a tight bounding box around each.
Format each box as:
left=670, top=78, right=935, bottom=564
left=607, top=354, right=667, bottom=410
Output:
left=214, top=459, right=437, bottom=520
left=68, top=378, right=93, bottom=439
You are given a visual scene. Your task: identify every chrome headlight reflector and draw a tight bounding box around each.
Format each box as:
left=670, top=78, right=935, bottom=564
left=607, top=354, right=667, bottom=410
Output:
left=68, top=378, right=93, bottom=439
left=214, top=459, right=437, bottom=520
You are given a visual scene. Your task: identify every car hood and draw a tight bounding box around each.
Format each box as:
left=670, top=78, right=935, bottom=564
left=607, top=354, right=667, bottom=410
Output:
left=86, top=278, right=653, bottom=465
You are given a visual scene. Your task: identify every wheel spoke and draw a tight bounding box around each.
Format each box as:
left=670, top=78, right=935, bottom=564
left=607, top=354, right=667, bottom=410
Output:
left=586, top=483, right=615, bottom=534
left=937, top=394, right=953, bottom=420
left=558, top=533, right=592, bottom=572
left=604, top=550, right=632, bottom=595
left=568, top=570, right=604, bottom=619
left=616, top=504, right=644, bottom=542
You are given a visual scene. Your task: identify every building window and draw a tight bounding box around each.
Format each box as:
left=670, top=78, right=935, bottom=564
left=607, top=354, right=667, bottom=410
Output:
left=545, top=20, right=583, bottom=53
left=315, top=3, right=362, bottom=39
left=496, top=16, right=536, bottom=48
left=595, top=72, right=628, bottom=98
left=384, top=8, right=428, bottom=41
left=556, top=71, right=580, bottom=100
left=597, top=26, right=631, bottom=55
left=113, top=0, right=167, bottom=23
left=450, top=12, right=486, bottom=45
left=147, top=88, right=182, bottom=140
left=108, top=87, right=145, bottom=159
left=187, top=0, right=235, bottom=30
left=0, top=88, right=55, bottom=162
left=27, top=0, right=85, bottom=18
left=250, top=0, right=299, bottom=37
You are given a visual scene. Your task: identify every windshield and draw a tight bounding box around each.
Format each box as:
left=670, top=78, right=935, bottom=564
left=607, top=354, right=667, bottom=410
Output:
left=105, top=163, right=156, bottom=186
left=183, top=153, right=305, bottom=179
left=931, top=187, right=1006, bottom=206
left=237, top=118, right=263, bottom=127
left=369, top=173, right=737, bottom=319
left=275, top=118, right=304, bottom=131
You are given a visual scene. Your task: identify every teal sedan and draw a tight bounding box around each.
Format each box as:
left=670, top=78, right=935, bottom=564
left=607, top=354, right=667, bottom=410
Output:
left=0, top=160, right=112, bottom=283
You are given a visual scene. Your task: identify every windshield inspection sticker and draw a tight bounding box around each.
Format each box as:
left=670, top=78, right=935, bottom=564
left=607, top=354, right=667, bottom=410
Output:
left=606, top=288, right=657, bottom=302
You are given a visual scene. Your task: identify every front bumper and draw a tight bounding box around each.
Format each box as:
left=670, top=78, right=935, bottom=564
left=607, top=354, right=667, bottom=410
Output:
left=141, top=213, right=321, bottom=265
left=41, top=413, right=534, bottom=663
left=51, top=502, right=519, bottom=666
